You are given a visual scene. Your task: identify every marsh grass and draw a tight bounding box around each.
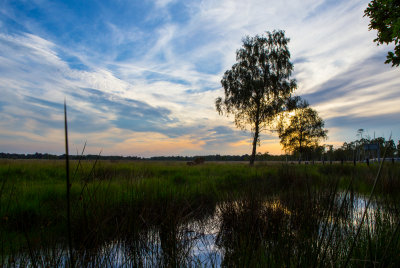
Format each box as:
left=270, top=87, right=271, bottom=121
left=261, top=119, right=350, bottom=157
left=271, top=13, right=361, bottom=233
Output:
left=0, top=161, right=400, bottom=266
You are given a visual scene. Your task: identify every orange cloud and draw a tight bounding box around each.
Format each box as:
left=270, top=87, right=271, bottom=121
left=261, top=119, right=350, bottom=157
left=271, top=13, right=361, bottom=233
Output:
left=229, top=138, right=283, bottom=155
left=105, top=132, right=206, bottom=156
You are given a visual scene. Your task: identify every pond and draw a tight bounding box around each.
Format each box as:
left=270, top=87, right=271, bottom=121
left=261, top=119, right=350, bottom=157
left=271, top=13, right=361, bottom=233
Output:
left=3, top=190, right=399, bottom=267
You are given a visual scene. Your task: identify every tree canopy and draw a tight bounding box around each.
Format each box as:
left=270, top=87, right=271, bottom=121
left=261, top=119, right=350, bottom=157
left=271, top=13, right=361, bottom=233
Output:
left=216, top=30, right=298, bottom=165
left=278, top=103, right=328, bottom=161
left=364, top=0, right=400, bottom=66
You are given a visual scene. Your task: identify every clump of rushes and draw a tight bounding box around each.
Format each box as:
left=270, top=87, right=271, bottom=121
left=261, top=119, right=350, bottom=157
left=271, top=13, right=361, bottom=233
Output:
left=0, top=158, right=400, bottom=266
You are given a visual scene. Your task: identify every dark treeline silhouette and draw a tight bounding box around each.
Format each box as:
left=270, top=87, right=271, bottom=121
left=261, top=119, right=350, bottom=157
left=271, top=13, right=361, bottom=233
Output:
left=0, top=152, right=286, bottom=161
left=151, top=153, right=286, bottom=162
left=0, top=152, right=142, bottom=160
left=1, top=137, right=398, bottom=162
left=329, top=137, right=399, bottom=162
left=286, top=137, right=400, bottom=163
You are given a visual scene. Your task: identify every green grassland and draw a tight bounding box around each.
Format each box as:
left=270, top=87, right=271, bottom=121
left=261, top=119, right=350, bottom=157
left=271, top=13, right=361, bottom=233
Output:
left=1, top=159, right=400, bottom=266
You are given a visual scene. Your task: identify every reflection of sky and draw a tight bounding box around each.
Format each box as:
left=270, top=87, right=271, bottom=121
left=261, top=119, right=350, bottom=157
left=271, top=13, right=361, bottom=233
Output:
left=0, top=0, right=399, bottom=156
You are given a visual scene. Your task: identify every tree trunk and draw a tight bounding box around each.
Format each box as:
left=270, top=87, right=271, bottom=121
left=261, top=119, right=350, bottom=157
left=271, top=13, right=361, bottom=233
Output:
left=250, top=109, right=260, bottom=166
left=298, top=139, right=302, bottom=164
left=250, top=127, right=259, bottom=166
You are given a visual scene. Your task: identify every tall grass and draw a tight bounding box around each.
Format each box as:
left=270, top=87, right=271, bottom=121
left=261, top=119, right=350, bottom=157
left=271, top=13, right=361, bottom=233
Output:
left=0, top=161, right=399, bottom=266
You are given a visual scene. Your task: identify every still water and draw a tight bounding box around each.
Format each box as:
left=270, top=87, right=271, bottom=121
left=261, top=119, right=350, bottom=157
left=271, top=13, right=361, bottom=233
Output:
left=4, top=192, right=399, bottom=267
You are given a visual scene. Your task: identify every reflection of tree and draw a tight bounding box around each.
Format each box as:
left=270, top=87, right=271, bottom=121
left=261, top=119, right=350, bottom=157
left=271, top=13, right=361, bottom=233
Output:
left=215, top=184, right=361, bottom=266
left=215, top=195, right=327, bottom=267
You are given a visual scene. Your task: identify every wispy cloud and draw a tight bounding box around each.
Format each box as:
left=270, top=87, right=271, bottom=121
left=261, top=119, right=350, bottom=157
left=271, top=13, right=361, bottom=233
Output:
left=0, top=0, right=399, bottom=155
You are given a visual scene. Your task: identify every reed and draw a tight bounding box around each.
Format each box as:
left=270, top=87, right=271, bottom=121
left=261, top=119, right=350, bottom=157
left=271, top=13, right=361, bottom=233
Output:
left=64, top=100, right=74, bottom=268
left=0, top=160, right=399, bottom=266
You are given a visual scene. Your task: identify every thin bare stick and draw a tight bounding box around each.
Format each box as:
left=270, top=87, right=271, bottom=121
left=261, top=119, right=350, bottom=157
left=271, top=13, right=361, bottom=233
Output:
left=72, top=141, right=87, bottom=180
left=64, top=100, right=74, bottom=268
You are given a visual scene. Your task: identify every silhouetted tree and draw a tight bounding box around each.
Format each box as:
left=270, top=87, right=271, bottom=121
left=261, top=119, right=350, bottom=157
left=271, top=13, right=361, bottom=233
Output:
left=397, top=140, right=400, bottom=157
left=385, top=139, right=396, bottom=157
left=333, top=147, right=346, bottom=162
left=371, top=137, right=386, bottom=158
left=364, top=0, right=400, bottom=66
left=216, top=30, right=297, bottom=165
left=278, top=105, right=327, bottom=162
left=338, top=142, right=355, bottom=161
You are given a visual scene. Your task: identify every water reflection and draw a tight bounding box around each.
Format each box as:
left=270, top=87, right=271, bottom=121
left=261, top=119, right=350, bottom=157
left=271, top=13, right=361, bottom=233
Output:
left=3, top=192, right=399, bottom=267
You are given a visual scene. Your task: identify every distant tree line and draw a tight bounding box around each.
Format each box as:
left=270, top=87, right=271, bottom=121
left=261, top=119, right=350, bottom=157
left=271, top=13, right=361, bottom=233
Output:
left=283, top=137, right=400, bottom=163
left=0, top=152, right=286, bottom=161
left=328, top=137, right=400, bottom=162
left=1, top=137, right=399, bottom=162
left=0, top=153, right=142, bottom=161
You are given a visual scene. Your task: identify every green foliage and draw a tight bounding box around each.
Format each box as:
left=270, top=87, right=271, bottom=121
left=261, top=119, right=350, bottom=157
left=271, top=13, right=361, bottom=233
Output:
left=364, top=0, right=400, bottom=66
left=216, top=30, right=298, bottom=165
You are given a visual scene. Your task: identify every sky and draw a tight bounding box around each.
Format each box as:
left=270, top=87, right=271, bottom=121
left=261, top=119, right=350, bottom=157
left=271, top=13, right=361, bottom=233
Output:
left=0, top=0, right=399, bottom=157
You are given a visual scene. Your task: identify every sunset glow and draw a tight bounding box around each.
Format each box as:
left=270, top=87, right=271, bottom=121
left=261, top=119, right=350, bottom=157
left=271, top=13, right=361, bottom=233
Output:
left=1, top=0, right=399, bottom=156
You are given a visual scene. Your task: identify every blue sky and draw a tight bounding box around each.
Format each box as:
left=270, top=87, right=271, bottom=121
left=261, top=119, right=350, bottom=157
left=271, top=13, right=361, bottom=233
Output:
left=0, top=0, right=399, bottom=156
